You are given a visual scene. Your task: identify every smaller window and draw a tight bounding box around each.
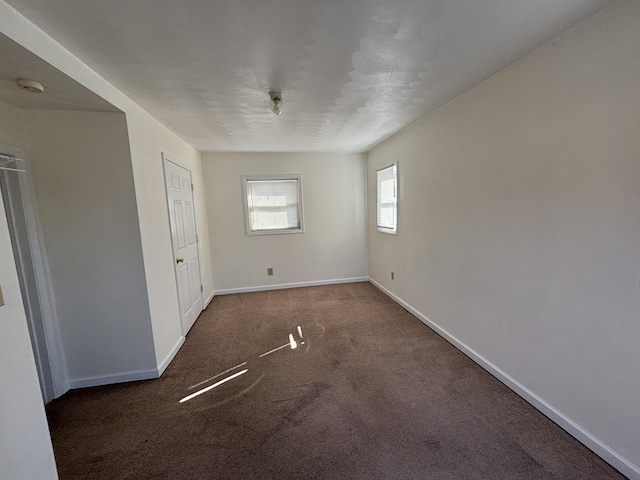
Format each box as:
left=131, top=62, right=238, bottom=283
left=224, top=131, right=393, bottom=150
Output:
left=242, top=174, right=304, bottom=235
left=377, top=163, right=397, bottom=234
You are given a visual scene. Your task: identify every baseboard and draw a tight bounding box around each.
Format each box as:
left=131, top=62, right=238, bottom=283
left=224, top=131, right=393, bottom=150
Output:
left=65, top=368, right=158, bottom=390
left=157, top=335, right=185, bottom=376
left=65, top=335, right=186, bottom=390
left=368, top=278, right=640, bottom=480
left=204, top=290, right=215, bottom=308
left=214, top=277, right=369, bottom=295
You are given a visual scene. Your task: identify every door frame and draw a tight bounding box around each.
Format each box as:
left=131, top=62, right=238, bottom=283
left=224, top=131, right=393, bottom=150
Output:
left=162, top=152, right=204, bottom=335
left=0, top=144, right=66, bottom=401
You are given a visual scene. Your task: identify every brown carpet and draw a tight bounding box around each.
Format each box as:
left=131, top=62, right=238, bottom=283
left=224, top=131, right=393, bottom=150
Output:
left=46, top=282, right=625, bottom=479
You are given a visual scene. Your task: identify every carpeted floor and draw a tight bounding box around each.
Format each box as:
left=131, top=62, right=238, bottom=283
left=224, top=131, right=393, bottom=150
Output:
left=46, top=282, right=625, bottom=479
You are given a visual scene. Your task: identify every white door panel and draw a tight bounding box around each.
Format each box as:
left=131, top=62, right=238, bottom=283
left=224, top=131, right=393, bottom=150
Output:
left=170, top=173, right=180, bottom=192
left=188, top=257, right=201, bottom=307
left=164, top=156, right=202, bottom=335
left=173, top=200, right=186, bottom=249
left=185, top=201, right=195, bottom=245
left=179, top=264, right=192, bottom=316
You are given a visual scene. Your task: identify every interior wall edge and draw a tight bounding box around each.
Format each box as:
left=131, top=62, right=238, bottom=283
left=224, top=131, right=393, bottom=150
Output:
left=368, top=277, right=640, bottom=480
left=20, top=158, right=69, bottom=401
left=363, top=153, right=370, bottom=270
left=204, top=291, right=215, bottom=308
left=156, top=335, right=185, bottom=377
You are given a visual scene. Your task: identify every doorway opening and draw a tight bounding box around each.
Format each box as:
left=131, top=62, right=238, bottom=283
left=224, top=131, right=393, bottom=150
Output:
left=0, top=150, right=65, bottom=403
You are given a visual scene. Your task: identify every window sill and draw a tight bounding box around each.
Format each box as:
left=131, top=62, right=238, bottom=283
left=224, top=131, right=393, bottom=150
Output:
left=247, top=228, right=304, bottom=236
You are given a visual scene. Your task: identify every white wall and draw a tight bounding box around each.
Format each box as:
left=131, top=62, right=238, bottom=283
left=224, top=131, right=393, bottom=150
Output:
left=203, top=153, right=367, bottom=292
left=123, top=107, right=213, bottom=370
left=0, top=101, right=58, bottom=479
left=0, top=5, right=215, bottom=472
left=0, top=0, right=214, bottom=372
left=23, top=110, right=156, bottom=385
left=367, top=1, right=640, bottom=476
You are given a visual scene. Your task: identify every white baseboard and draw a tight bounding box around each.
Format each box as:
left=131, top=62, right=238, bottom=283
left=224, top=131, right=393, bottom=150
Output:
left=368, top=278, right=640, bottom=480
left=204, top=290, right=215, bottom=308
left=65, top=335, right=186, bottom=391
left=65, top=368, right=158, bottom=390
left=157, top=335, right=185, bottom=376
left=214, top=276, right=369, bottom=295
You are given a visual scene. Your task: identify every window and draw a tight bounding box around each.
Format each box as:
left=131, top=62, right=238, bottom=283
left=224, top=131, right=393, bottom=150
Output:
left=377, top=163, right=397, bottom=234
left=242, top=174, right=304, bottom=235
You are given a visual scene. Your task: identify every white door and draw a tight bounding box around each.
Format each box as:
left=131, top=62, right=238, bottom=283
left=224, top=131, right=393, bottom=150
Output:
left=163, top=156, right=203, bottom=335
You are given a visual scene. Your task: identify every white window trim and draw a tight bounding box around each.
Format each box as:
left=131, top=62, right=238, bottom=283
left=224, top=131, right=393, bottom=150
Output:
left=241, top=173, right=305, bottom=236
left=377, top=162, right=398, bottom=235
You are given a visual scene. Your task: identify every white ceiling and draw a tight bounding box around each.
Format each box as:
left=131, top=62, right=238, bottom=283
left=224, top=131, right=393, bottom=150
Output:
left=0, top=34, right=118, bottom=112
left=4, top=0, right=612, bottom=152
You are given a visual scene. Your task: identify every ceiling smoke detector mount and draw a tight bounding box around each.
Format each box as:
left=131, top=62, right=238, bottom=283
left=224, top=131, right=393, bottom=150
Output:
left=16, top=78, right=45, bottom=93
left=269, top=91, right=284, bottom=116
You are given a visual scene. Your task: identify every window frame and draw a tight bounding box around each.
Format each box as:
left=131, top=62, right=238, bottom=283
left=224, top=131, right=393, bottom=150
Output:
left=376, top=162, right=398, bottom=235
left=241, top=173, right=305, bottom=236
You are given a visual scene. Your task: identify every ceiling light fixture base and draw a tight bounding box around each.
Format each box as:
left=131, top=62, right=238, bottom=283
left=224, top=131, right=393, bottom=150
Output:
left=269, top=91, right=284, bottom=116
left=16, top=78, right=45, bottom=93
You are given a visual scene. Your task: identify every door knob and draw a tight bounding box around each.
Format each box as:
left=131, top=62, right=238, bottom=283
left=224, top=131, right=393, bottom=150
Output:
left=176, top=257, right=185, bottom=264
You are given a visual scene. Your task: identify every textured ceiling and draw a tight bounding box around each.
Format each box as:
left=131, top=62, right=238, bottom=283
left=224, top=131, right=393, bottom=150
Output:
left=4, top=0, right=612, bottom=152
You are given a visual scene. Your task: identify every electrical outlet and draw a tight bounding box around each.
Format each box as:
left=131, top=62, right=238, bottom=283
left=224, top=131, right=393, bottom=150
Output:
left=267, top=267, right=273, bottom=276
left=391, top=272, right=394, bottom=280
